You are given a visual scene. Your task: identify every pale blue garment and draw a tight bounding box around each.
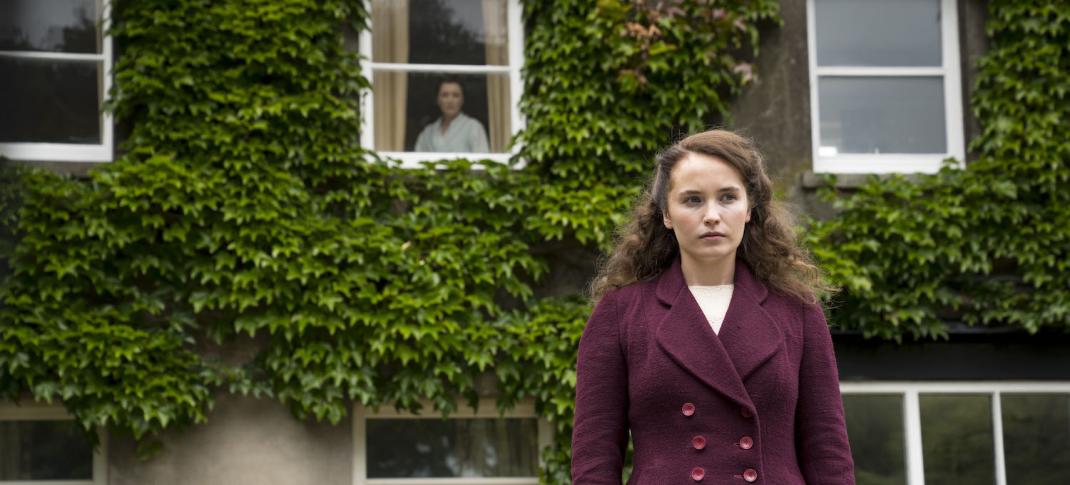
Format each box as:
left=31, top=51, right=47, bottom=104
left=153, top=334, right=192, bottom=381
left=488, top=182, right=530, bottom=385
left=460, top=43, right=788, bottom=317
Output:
left=414, top=112, right=490, bottom=153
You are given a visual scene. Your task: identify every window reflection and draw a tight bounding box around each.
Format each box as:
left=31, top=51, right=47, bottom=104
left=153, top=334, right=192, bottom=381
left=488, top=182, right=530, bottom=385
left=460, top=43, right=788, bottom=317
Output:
left=366, top=418, right=537, bottom=478
left=0, top=0, right=99, bottom=54
left=919, top=394, right=996, bottom=484
left=0, top=420, right=94, bottom=480
left=0, top=57, right=101, bottom=144
left=843, top=394, right=907, bottom=485
left=372, top=0, right=507, bottom=66
left=1002, top=394, right=1070, bottom=485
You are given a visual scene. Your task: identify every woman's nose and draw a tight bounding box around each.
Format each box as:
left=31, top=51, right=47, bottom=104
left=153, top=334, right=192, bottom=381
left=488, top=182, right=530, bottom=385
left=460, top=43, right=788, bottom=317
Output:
left=703, top=206, right=721, bottom=224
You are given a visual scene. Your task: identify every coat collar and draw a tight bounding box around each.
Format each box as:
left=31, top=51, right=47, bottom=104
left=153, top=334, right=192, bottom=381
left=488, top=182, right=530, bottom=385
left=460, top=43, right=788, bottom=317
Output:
left=654, top=256, right=785, bottom=409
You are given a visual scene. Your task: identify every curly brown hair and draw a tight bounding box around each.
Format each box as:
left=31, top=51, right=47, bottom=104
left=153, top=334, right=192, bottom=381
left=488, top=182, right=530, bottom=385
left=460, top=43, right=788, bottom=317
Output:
left=590, top=129, right=833, bottom=304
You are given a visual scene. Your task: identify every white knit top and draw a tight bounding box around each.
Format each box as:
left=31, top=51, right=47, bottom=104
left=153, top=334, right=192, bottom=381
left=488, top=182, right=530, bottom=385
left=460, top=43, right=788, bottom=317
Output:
left=688, top=284, right=734, bottom=335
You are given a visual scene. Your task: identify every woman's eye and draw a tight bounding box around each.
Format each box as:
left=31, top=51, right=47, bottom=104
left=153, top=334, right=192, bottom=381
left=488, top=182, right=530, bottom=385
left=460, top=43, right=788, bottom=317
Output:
left=721, top=194, right=738, bottom=202
left=685, top=196, right=702, bottom=204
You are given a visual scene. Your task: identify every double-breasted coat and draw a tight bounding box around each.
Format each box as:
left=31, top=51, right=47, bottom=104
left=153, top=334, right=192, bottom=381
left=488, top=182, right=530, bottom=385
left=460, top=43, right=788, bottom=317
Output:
left=572, top=257, right=855, bottom=484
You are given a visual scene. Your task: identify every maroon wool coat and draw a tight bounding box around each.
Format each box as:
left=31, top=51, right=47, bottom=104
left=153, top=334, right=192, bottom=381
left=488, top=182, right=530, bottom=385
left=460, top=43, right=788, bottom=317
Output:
left=572, top=257, right=855, bottom=484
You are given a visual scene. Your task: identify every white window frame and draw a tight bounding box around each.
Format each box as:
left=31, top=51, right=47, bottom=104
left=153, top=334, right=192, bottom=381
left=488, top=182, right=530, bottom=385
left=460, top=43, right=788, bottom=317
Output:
left=0, top=0, right=114, bottom=163
left=0, top=401, right=107, bottom=485
left=841, top=381, right=1070, bottom=485
left=806, top=0, right=965, bottom=174
left=358, top=0, right=525, bottom=169
left=351, top=398, right=550, bottom=485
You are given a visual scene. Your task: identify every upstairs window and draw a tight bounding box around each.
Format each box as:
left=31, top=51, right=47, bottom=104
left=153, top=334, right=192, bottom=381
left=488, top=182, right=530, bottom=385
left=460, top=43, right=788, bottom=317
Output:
left=807, top=0, right=964, bottom=173
left=359, top=0, right=523, bottom=166
left=0, top=0, right=113, bottom=163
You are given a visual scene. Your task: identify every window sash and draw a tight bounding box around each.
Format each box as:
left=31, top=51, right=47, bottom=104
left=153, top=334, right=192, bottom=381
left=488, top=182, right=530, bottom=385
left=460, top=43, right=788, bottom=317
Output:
left=351, top=399, right=549, bottom=485
left=0, top=0, right=112, bottom=163
left=0, top=403, right=107, bottom=485
left=806, top=0, right=964, bottom=174
left=358, top=0, right=524, bottom=167
left=841, top=381, right=1070, bottom=485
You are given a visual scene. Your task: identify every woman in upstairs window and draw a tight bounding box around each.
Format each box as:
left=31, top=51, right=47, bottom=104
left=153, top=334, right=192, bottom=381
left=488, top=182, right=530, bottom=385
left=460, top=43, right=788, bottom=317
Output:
left=572, top=129, right=855, bottom=484
left=414, top=78, right=489, bottom=153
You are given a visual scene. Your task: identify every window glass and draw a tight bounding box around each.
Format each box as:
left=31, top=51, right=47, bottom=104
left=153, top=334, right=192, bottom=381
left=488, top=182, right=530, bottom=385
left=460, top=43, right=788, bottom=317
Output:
left=373, top=71, right=510, bottom=153
left=366, top=418, right=538, bottom=478
left=919, top=394, right=996, bottom=484
left=0, top=0, right=99, bottom=54
left=0, top=57, right=102, bottom=144
left=843, top=394, right=907, bottom=485
left=818, top=76, right=946, bottom=155
left=371, top=0, right=507, bottom=66
left=1002, top=394, right=1070, bottom=485
left=814, top=0, right=941, bottom=67
left=0, top=420, right=94, bottom=480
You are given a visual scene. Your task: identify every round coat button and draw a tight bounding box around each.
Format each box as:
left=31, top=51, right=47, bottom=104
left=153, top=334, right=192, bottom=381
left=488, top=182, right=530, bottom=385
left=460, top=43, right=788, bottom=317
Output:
left=739, top=436, right=754, bottom=450
left=691, top=467, right=705, bottom=482
left=740, top=407, right=753, bottom=418
left=691, top=435, right=706, bottom=450
left=682, top=402, right=696, bottom=417
left=743, top=468, right=758, bottom=482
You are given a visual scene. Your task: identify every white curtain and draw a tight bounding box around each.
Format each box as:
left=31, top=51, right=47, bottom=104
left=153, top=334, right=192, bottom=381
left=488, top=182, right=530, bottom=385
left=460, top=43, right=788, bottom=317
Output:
left=482, top=0, right=509, bottom=153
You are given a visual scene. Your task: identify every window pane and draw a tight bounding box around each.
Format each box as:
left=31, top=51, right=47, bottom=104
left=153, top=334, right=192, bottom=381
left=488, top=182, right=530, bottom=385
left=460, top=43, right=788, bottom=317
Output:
left=373, top=71, right=510, bottom=153
left=0, top=420, right=93, bottom=480
left=818, top=76, right=946, bottom=156
left=814, top=0, right=941, bottom=67
left=920, top=394, right=996, bottom=484
left=0, top=0, right=99, bottom=54
left=372, top=0, right=508, bottom=66
left=366, top=418, right=538, bottom=478
left=843, top=394, right=907, bottom=485
left=0, top=57, right=101, bottom=144
left=1002, top=394, right=1070, bottom=485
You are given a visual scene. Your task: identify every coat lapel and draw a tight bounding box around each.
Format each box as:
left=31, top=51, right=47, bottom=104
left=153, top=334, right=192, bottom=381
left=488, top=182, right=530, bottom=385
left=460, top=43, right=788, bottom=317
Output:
left=654, top=257, right=785, bottom=407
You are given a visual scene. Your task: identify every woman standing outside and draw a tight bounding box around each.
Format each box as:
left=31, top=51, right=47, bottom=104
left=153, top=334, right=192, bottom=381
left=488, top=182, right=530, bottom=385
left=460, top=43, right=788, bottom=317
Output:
left=572, top=130, right=854, bottom=484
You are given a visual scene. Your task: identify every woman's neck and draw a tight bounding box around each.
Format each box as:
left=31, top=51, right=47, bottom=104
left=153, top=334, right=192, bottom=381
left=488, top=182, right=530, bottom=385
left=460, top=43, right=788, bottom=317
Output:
left=440, top=112, right=460, bottom=132
left=679, top=254, right=735, bottom=286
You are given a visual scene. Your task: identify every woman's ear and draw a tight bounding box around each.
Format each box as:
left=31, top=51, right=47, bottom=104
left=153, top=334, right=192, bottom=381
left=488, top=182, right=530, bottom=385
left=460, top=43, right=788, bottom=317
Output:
left=663, top=214, right=673, bottom=230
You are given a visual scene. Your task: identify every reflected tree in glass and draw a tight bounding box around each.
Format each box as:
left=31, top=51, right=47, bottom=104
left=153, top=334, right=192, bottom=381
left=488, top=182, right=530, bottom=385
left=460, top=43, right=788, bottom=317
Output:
left=1002, top=394, right=1070, bottom=485
left=919, top=394, right=996, bottom=484
left=843, top=394, right=907, bottom=485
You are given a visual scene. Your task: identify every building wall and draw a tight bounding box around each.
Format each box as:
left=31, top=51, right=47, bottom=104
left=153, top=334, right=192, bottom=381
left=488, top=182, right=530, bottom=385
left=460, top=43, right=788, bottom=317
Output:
left=107, top=394, right=352, bottom=485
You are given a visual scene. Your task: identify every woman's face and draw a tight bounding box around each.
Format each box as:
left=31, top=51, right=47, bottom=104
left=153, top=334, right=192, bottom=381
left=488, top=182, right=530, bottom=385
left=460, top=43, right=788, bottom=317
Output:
left=436, top=82, right=464, bottom=119
left=662, top=152, right=751, bottom=271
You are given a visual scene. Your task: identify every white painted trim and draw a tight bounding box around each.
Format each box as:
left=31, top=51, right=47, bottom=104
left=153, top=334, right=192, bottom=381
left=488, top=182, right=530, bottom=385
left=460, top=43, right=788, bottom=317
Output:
left=992, top=392, right=1007, bottom=485
left=359, top=2, right=375, bottom=152
left=353, top=403, right=369, bottom=485
left=0, top=0, right=113, bottom=164
left=807, top=0, right=965, bottom=174
left=903, top=390, right=925, bottom=485
left=359, top=0, right=524, bottom=166
left=814, top=154, right=962, bottom=174
left=805, top=0, right=821, bottom=177
left=0, top=402, right=105, bottom=485
left=813, top=67, right=946, bottom=77
left=367, top=479, right=538, bottom=485
left=378, top=151, right=511, bottom=169
left=368, top=63, right=511, bottom=74
left=0, top=51, right=104, bottom=62
left=362, top=398, right=536, bottom=418
left=940, top=0, right=966, bottom=165
left=840, top=381, right=1070, bottom=393
left=352, top=398, right=540, bottom=485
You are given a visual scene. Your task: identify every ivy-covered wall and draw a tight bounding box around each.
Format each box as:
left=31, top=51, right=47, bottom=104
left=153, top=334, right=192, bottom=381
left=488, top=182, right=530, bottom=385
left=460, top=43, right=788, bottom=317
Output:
left=0, top=0, right=1067, bottom=483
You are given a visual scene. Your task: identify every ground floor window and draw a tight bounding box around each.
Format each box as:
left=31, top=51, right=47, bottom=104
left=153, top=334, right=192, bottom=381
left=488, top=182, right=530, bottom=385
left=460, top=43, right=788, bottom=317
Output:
left=0, top=402, right=105, bottom=485
left=352, top=398, right=548, bottom=485
left=841, top=382, right=1070, bottom=485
